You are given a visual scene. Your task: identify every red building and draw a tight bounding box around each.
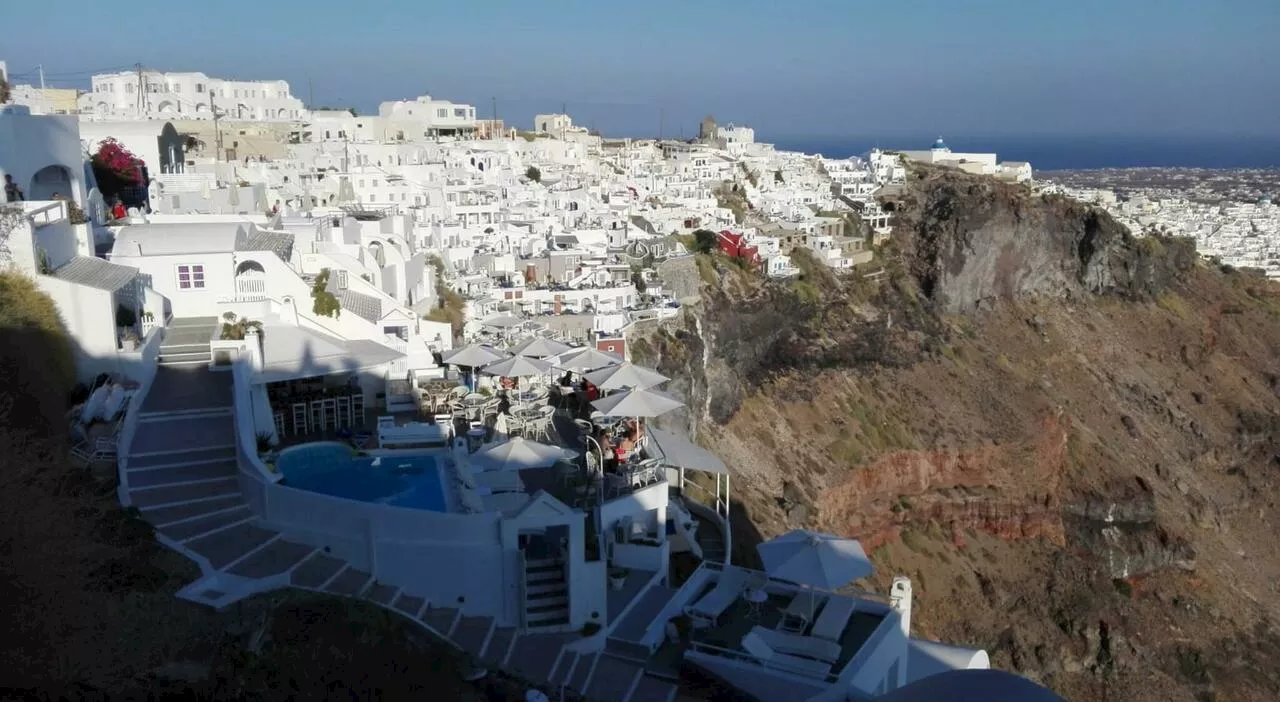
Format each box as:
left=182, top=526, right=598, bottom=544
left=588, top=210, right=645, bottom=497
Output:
left=717, top=230, right=762, bottom=267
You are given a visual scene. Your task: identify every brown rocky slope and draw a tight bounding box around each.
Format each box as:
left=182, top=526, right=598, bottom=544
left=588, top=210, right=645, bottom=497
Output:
left=635, top=167, right=1280, bottom=702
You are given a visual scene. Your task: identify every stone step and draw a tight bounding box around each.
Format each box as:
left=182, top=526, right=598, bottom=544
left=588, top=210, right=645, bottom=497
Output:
left=158, top=352, right=210, bottom=365
left=185, top=522, right=279, bottom=570
left=527, top=595, right=568, bottom=612
left=482, top=627, right=518, bottom=666
left=127, top=461, right=237, bottom=488
left=526, top=568, right=564, bottom=584
left=527, top=581, right=567, bottom=597
left=156, top=505, right=253, bottom=542
left=159, top=342, right=212, bottom=354
left=508, top=633, right=576, bottom=687
left=141, top=495, right=247, bottom=526
left=127, top=447, right=238, bottom=470
left=291, top=553, right=347, bottom=589
left=364, top=583, right=399, bottom=606
left=421, top=606, right=460, bottom=635
left=324, top=567, right=373, bottom=597
left=227, top=539, right=316, bottom=579
left=630, top=674, right=678, bottom=702
left=586, top=653, right=643, bottom=702
left=567, top=652, right=598, bottom=695
left=129, top=415, right=235, bottom=454
left=130, top=477, right=241, bottom=509
left=392, top=592, right=427, bottom=617
left=452, top=616, right=493, bottom=657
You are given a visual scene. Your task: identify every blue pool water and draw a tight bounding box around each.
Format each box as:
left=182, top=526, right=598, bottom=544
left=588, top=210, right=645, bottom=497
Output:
left=277, top=442, right=449, bottom=512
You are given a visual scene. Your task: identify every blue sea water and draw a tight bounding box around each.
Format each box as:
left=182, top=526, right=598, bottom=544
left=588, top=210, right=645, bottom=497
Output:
left=278, top=442, right=448, bottom=512
left=771, top=134, right=1280, bottom=171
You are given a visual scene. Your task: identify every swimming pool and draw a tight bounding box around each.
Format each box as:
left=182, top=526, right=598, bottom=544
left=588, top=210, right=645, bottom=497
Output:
left=277, top=442, right=450, bottom=512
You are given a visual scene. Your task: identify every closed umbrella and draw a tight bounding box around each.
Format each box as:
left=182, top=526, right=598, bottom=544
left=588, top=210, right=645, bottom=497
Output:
left=583, top=362, right=669, bottom=391
left=510, top=336, right=572, bottom=359
left=473, top=437, right=576, bottom=472
left=590, top=387, right=684, bottom=418
left=226, top=183, right=240, bottom=211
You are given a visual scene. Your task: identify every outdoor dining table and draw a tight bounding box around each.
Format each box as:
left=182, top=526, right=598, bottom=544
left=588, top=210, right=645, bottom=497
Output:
left=513, top=407, right=544, bottom=423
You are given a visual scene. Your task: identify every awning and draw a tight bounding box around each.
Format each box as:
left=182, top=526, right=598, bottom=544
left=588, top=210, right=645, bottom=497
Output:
left=645, top=427, right=727, bottom=475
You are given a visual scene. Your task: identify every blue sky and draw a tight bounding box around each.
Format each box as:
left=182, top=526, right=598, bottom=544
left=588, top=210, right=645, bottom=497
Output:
left=4, top=0, right=1277, bottom=140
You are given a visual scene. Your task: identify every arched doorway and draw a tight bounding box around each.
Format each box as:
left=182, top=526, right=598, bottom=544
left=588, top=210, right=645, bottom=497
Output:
left=28, top=165, right=73, bottom=201
left=234, top=259, right=267, bottom=300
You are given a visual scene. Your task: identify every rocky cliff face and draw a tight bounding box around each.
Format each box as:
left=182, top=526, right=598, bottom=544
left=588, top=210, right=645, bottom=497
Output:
left=636, top=167, right=1280, bottom=701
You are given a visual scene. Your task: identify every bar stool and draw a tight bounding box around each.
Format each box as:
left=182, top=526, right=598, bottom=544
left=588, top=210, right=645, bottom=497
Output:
left=273, top=411, right=286, bottom=438
left=310, top=399, right=326, bottom=433
left=351, top=393, right=365, bottom=425
left=335, top=396, right=353, bottom=429
left=321, top=397, right=338, bottom=431
left=291, top=402, right=309, bottom=435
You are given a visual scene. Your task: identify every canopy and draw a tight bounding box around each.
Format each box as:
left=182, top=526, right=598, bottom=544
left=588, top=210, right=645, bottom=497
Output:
left=645, top=427, right=727, bottom=474
left=510, top=336, right=573, bottom=359
left=443, top=343, right=508, bottom=368
left=583, top=362, right=669, bottom=391
left=757, top=530, right=874, bottom=589
left=472, top=437, right=576, bottom=472
left=481, top=355, right=553, bottom=378
left=591, top=387, right=684, bottom=418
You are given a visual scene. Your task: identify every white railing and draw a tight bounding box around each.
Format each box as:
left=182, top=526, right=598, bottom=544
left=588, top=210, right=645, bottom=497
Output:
left=115, top=326, right=166, bottom=506
left=23, top=200, right=67, bottom=227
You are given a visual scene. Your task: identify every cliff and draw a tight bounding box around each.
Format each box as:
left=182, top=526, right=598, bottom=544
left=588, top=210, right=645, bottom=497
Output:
left=636, top=167, right=1280, bottom=702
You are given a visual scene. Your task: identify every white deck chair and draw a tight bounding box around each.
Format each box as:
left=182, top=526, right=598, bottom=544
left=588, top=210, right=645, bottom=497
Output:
left=684, top=566, right=750, bottom=626
left=779, top=591, right=827, bottom=634
left=71, top=436, right=118, bottom=466
left=749, top=625, right=843, bottom=663
left=740, top=631, right=833, bottom=680
left=810, top=596, right=857, bottom=643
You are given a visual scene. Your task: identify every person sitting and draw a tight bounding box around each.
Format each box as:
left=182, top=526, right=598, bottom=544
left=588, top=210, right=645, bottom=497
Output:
left=615, top=429, right=637, bottom=465
left=558, top=371, right=573, bottom=387
left=497, top=393, right=512, bottom=416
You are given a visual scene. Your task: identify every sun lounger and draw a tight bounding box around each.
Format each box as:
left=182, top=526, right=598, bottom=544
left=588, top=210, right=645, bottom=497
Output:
left=810, top=596, right=857, bottom=643
left=741, top=631, right=833, bottom=680
left=749, top=625, right=842, bottom=663
left=684, top=566, right=750, bottom=626
left=779, top=591, right=827, bottom=633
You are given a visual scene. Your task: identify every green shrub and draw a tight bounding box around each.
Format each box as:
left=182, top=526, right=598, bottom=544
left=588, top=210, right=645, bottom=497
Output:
left=0, top=271, right=76, bottom=431
left=311, top=269, right=342, bottom=318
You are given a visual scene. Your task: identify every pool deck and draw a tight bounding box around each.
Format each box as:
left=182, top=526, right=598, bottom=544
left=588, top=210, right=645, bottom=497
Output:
left=120, top=370, right=683, bottom=702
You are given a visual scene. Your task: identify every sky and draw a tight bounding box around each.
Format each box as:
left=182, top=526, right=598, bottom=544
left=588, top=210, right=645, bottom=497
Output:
left=4, top=0, right=1278, bottom=142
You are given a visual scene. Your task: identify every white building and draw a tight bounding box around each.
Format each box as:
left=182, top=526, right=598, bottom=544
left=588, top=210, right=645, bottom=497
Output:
left=379, top=95, right=478, bottom=139
left=80, top=70, right=307, bottom=122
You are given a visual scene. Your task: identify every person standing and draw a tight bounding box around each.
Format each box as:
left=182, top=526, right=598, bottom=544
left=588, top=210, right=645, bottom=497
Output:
left=111, top=199, right=127, bottom=220
left=3, top=174, right=24, bottom=203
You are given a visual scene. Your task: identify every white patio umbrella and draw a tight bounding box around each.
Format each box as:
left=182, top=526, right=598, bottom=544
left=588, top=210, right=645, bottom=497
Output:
left=757, top=530, right=874, bottom=623
left=555, top=347, right=623, bottom=373
left=757, top=530, right=874, bottom=589
left=481, top=314, right=524, bottom=329
left=583, top=362, right=669, bottom=391
left=510, top=336, right=572, bottom=359
left=590, top=387, right=684, bottom=418
left=443, top=343, right=509, bottom=390
left=443, top=343, right=508, bottom=368
left=480, top=355, right=552, bottom=378
left=226, top=183, right=240, bottom=211
left=472, top=437, right=576, bottom=472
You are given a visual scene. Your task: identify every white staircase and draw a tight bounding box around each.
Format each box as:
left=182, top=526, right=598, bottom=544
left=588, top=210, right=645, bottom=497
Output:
left=523, top=556, right=570, bottom=629
left=158, top=316, right=217, bottom=366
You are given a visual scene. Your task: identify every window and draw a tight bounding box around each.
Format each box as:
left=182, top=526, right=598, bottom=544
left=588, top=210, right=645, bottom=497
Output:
left=196, top=83, right=205, bottom=93
left=437, top=108, right=447, bottom=118
left=126, top=84, right=134, bottom=94
left=453, top=108, right=466, bottom=118
left=176, top=264, right=206, bottom=290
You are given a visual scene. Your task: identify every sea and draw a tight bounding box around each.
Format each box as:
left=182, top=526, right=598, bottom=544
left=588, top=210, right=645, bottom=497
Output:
left=770, top=134, right=1280, bottom=171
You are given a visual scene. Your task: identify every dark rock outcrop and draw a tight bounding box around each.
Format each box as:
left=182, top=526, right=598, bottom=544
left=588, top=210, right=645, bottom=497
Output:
left=881, top=167, right=1196, bottom=314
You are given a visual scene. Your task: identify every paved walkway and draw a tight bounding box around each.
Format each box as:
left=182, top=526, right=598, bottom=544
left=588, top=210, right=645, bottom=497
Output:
left=121, top=368, right=681, bottom=702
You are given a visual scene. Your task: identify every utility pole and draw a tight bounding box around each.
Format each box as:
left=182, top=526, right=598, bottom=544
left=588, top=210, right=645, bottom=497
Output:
left=135, top=63, right=144, bottom=116
left=659, top=107, right=665, bottom=141
left=211, top=90, right=224, bottom=165
left=308, top=77, right=314, bottom=111
left=37, top=64, right=45, bottom=90
left=491, top=96, right=498, bottom=140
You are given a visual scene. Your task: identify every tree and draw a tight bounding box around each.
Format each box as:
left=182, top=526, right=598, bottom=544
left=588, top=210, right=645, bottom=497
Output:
left=91, top=138, right=144, bottom=202
left=0, top=77, right=10, bottom=105
left=310, top=269, right=342, bottom=318
left=774, top=169, right=784, bottom=184
left=631, top=270, right=647, bottom=294
left=525, top=166, right=542, bottom=183
left=692, top=229, right=718, bottom=254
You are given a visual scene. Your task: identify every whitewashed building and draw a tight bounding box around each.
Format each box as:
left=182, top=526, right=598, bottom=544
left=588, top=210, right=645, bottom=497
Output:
left=80, top=70, right=307, bottom=122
